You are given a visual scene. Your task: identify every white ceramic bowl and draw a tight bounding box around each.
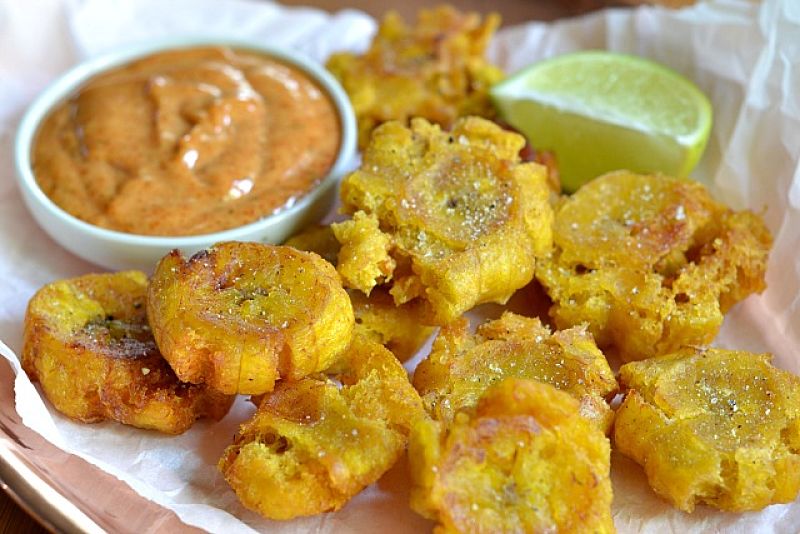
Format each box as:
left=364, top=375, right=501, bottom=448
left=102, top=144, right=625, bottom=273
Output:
left=14, top=38, right=356, bottom=272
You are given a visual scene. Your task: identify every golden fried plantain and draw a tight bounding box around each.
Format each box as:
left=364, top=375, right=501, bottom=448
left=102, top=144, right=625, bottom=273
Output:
left=219, top=334, right=425, bottom=519
left=615, top=347, right=800, bottom=512
left=349, top=290, right=433, bottom=362
left=414, top=312, right=617, bottom=432
left=326, top=6, right=503, bottom=148
left=147, top=242, right=353, bottom=395
left=536, top=171, right=772, bottom=362
left=409, top=378, right=615, bottom=533
left=22, top=271, right=232, bottom=434
left=334, top=117, right=553, bottom=325
left=283, top=224, right=341, bottom=265
left=285, top=224, right=434, bottom=361
left=332, top=211, right=396, bottom=293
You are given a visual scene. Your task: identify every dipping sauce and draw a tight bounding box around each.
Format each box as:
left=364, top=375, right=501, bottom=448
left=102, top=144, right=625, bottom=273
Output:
left=32, top=46, right=341, bottom=236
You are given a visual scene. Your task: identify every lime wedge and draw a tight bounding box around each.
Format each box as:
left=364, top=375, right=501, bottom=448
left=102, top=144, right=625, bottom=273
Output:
left=490, top=51, right=712, bottom=192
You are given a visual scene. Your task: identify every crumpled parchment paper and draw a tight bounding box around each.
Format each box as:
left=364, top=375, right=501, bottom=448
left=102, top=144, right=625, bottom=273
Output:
left=1, top=0, right=798, bottom=532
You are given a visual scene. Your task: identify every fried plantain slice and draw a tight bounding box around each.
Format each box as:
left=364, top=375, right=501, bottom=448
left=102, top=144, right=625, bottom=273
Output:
left=147, top=242, right=353, bottom=395
left=22, top=271, right=232, bottom=434
left=285, top=224, right=434, bottom=361
left=536, top=171, right=772, bottom=362
left=615, top=347, right=800, bottom=513
left=334, top=116, right=553, bottom=325
left=413, top=312, right=617, bottom=432
left=409, top=378, right=615, bottom=533
left=219, top=334, right=425, bottom=519
left=326, top=6, right=503, bottom=148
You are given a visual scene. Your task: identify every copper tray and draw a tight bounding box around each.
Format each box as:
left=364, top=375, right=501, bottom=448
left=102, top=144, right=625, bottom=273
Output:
left=0, top=358, right=200, bottom=533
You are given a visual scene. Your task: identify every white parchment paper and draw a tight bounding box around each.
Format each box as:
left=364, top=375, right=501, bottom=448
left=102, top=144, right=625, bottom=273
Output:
left=1, top=0, right=799, bottom=532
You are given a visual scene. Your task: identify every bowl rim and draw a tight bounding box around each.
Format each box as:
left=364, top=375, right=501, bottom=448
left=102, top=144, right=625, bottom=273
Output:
left=13, top=36, right=356, bottom=246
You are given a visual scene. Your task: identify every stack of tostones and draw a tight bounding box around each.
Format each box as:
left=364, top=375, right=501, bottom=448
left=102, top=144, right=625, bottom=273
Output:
left=219, top=334, right=424, bottom=519
left=285, top=224, right=434, bottom=361
left=414, top=312, right=617, bottom=432
left=19, top=2, right=794, bottom=526
left=409, top=378, right=615, bottom=533
left=615, top=347, right=800, bottom=512
left=22, top=271, right=233, bottom=434
left=148, top=242, right=354, bottom=394
left=536, top=171, right=772, bottom=362
left=326, top=6, right=504, bottom=147
left=333, top=116, right=553, bottom=325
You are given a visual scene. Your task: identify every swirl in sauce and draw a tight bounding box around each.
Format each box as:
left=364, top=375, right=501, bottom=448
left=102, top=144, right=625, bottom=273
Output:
left=32, top=46, right=340, bottom=236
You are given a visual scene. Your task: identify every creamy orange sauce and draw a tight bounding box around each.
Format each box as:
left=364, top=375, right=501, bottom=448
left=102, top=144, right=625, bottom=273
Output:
left=33, top=46, right=340, bottom=236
